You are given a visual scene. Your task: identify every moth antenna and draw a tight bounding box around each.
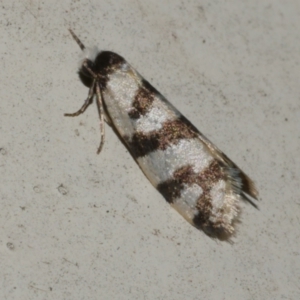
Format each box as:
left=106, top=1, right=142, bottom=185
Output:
left=69, top=29, right=85, bottom=51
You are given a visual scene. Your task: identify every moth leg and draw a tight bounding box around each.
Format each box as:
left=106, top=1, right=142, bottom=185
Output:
left=103, top=112, right=113, bottom=126
left=95, top=82, right=105, bottom=154
left=82, top=60, right=98, bottom=78
left=64, top=80, right=96, bottom=117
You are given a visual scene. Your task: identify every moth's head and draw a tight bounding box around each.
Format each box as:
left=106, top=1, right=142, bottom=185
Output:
left=69, top=29, right=102, bottom=88
left=69, top=29, right=126, bottom=86
left=78, top=46, right=100, bottom=78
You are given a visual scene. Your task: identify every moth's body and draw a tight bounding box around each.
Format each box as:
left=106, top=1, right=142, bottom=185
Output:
left=65, top=30, right=258, bottom=239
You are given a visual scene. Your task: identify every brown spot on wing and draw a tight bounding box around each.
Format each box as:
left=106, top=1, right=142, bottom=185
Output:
left=127, top=119, right=198, bottom=158
left=176, top=114, right=258, bottom=200
left=157, top=160, right=224, bottom=205
left=157, top=165, right=195, bottom=203
left=157, top=160, right=235, bottom=238
left=128, top=86, right=155, bottom=119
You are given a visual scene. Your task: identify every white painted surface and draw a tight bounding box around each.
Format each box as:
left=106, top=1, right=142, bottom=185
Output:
left=0, top=1, right=299, bottom=299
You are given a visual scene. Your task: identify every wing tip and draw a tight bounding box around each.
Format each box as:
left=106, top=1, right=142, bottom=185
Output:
left=240, top=171, right=259, bottom=200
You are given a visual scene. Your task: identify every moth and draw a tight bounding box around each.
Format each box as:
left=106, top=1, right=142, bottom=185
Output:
left=65, top=29, right=258, bottom=240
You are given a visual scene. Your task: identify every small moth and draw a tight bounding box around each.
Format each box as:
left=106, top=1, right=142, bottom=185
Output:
left=65, top=29, right=258, bottom=240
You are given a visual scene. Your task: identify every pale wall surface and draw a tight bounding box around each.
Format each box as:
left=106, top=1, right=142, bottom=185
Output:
left=0, top=1, right=299, bottom=299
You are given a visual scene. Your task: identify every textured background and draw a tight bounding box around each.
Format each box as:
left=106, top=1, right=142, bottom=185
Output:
left=0, top=1, right=299, bottom=299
